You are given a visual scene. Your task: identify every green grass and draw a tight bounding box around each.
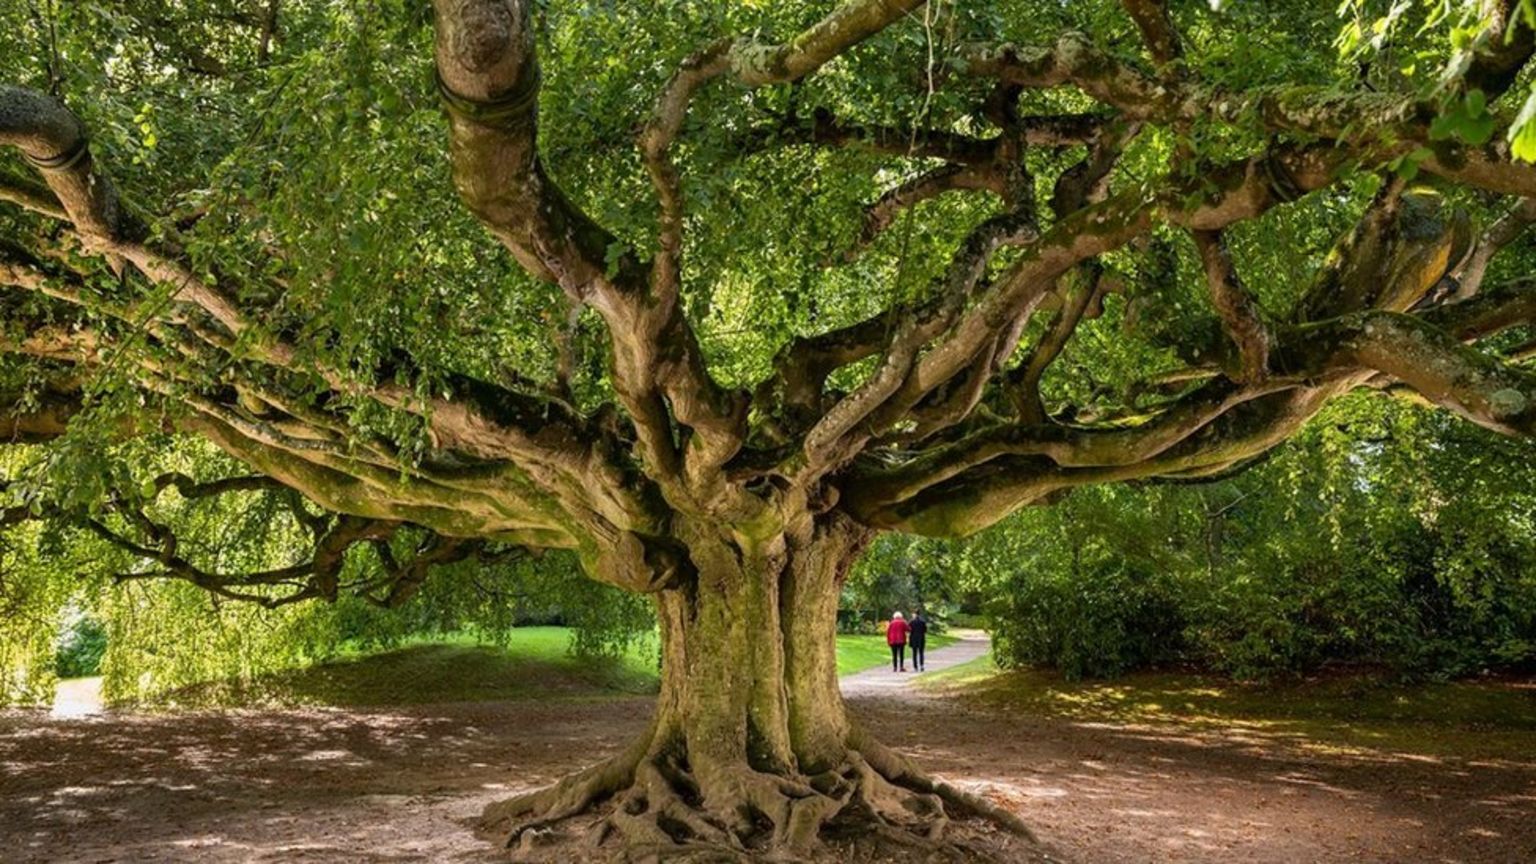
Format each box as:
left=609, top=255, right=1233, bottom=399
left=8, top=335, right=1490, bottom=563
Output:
left=918, top=651, right=1536, bottom=759
left=147, top=627, right=661, bottom=708
left=835, top=632, right=956, bottom=676
left=147, top=627, right=960, bottom=708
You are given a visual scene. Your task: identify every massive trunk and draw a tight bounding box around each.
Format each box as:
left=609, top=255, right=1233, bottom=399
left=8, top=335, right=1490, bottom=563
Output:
left=479, top=515, right=1030, bottom=860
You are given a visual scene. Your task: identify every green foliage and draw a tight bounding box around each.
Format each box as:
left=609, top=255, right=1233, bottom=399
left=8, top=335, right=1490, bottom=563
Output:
left=1430, top=88, right=1497, bottom=146
left=53, top=607, right=106, bottom=678
left=841, top=536, right=958, bottom=632
left=1509, top=88, right=1536, bottom=161
left=1037, top=401, right=1533, bottom=680
left=877, top=397, right=1536, bottom=681
left=1, top=0, right=1534, bottom=703
left=990, top=549, right=1186, bottom=679
left=91, top=550, right=653, bottom=705
left=0, top=435, right=654, bottom=706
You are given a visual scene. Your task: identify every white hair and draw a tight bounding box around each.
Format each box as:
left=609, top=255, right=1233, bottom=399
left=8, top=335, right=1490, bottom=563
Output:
left=892, top=611, right=904, bottom=619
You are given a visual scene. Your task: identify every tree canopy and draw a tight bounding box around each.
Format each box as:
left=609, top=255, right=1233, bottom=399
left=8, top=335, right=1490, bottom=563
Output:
left=3, top=0, right=1534, bottom=605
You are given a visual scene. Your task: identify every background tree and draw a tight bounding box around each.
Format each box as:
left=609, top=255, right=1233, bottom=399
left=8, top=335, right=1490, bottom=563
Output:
left=953, top=393, right=1536, bottom=680
left=3, top=0, right=1536, bottom=857
left=840, top=535, right=959, bottom=632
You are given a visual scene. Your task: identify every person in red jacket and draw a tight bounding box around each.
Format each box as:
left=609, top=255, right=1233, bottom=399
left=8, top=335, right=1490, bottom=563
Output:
left=886, top=611, right=909, bottom=672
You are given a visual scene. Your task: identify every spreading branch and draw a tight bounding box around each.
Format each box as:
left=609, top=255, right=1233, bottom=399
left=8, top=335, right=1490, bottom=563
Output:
left=1, top=0, right=1534, bottom=609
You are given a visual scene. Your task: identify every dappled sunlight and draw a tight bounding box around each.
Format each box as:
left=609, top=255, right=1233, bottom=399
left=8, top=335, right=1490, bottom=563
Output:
left=925, top=661, right=1536, bottom=771
left=0, top=695, right=655, bottom=863
left=2, top=669, right=1532, bottom=863
left=852, top=664, right=1536, bottom=864
left=1464, top=826, right=1503, bottom=838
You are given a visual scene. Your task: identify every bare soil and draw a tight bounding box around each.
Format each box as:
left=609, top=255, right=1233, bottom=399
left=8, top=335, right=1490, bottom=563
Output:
left=3, top=687, right=1534, bottom=863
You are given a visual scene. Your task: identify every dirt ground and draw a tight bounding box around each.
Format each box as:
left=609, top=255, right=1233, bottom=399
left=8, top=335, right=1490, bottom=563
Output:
left=2, top=691, right=1534, bottom=863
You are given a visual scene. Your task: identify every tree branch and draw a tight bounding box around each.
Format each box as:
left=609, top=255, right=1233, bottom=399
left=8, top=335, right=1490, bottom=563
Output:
left=844, top=177, right=1494, bottom=535
left=957, top=34, right=1536, bottom=196
left=1007, top=264, right=1105, bottom=422
left=842, top=163, right=1006, bottom=262
left=1453, top=197, right=1536, bottom=300
left=1193, top=230, right=1271, bottom=382
left=433, top=0, right=754, bottom=512
left=0, top=86, right=128, bottom=245
left=1459, top=0, right=1536, bottom=99
left=727, top=0, right=927, bottom=86
left=1120, top=0, right=1182, bottom=70
left=1318, top=311, right=1536, bottom=437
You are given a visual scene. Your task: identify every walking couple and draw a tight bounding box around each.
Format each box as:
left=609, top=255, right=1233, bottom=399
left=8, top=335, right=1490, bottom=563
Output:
left=884, top=609, right=928, bottom=672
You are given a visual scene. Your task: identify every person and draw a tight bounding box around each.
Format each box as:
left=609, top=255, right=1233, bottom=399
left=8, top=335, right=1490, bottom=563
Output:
left=909, top=608, right=929, bottom=672
left=886, top=611, right=909, bottom=672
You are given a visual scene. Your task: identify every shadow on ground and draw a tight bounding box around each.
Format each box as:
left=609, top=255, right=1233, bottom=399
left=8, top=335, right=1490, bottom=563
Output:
left=3, top=659, right=1534, bottom=862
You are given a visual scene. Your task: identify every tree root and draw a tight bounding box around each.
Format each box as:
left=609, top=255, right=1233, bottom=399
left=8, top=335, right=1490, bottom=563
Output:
left=839, top=750, right=949, bottom=842
left=479, top=727, right=653, bottom=848
left=849, top=724, right=1038, bottom=842
left=479, top=728, right=1039, bottom=861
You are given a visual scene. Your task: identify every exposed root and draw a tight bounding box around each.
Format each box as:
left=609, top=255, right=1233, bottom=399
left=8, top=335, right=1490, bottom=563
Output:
left=603, top=758, right=740, bottom=852
left=700, top=762, right=845, bottom=852
left=850, top=724, right=1037, bottom=842
left=479, top=726, right=653, bottom=848
left=480, top=726, right=1040, bottom=861
left=841, top=751, right=949, bottom=843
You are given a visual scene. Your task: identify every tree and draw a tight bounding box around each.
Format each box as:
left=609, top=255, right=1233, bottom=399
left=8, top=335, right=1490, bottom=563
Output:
left=3, top=0, right=1536, bottom=857
left=963, top=395, right=1536, bottom=680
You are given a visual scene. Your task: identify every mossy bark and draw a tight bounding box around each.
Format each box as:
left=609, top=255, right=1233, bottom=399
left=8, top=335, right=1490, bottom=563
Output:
left=479, top=516, right=1027, bottom=860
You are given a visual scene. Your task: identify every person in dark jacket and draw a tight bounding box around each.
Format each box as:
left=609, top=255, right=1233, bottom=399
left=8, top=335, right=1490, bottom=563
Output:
left=909, top=609, right=929, bottom=671
left=886, top=612, right=909, bottom=671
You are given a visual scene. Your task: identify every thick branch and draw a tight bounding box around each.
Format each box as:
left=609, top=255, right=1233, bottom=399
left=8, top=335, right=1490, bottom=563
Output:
left=1194, top=230, right=1270, bottom=382
left=1317, top=311, right=1536, bottom=437
left=846, top=178, right=1491, bottom=535
left=728, top=0, right=927, bottom=86
left=433, top=0, right=751, bottom=510
left=0, top=86, right=127, bottom=243
left=1121, top=0, right=1182, bottom=69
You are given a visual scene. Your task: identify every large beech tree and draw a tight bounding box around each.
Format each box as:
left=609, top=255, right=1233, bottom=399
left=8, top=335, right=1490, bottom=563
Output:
left=4, top=0, right=1536, bottom=858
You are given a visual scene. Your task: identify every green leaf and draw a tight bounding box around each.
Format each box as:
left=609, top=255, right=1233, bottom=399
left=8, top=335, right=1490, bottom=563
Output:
left=1462, top=113, right=1496, bottom=146
left=1428, top=113, right=1458, bottom=141
left=1466, top=89, right=1487, bottom=118
left=1507, top=89, right=1536, bottom=162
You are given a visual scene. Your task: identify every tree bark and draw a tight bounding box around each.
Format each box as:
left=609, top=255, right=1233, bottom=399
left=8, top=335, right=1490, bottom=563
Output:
left=479, top=515, right=1026, bottom=859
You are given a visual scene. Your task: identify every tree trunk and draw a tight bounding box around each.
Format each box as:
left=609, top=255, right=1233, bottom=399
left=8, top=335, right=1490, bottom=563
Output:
left=479, top=515, right=1031, bottom=860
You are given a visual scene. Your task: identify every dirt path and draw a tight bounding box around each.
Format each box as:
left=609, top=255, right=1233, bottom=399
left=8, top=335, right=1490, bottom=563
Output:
left=3, top=662, right=1534, bottom=862
left=49, top=677, right=103, bottom=719
left=840, top=629, right=989, bottom=697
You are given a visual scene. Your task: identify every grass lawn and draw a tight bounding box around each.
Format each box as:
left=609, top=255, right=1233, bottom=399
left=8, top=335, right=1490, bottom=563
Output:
left=144, top=627, right=961, bottom=708
left=146, top=627, right=660, bottom=708
left=919, top=652, right=1536, bottom=759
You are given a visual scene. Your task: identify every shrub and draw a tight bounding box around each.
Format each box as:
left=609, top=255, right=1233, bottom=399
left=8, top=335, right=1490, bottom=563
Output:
left=55, top=612, right=107, bottom=678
